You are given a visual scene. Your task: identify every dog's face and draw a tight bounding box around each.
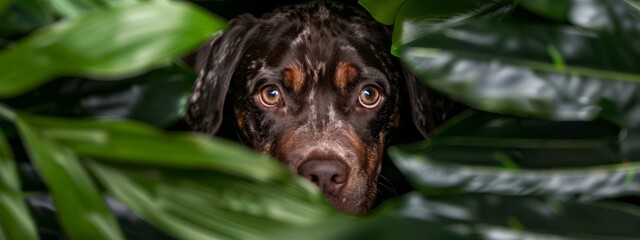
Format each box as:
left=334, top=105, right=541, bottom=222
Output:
left=232, top=14, right=401, bottom=213
left=187, top=1, right=455, bottom=214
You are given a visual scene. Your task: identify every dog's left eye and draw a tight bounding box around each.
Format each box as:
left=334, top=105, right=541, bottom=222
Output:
left=259, top=85, right=282, bottom=107
left=358, top=85, right=382, bottom=108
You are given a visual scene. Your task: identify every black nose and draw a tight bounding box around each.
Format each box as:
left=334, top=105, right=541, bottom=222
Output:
left=298, top=160, right=348, bottom=195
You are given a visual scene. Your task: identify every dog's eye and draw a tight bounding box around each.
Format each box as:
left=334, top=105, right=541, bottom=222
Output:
left=358, top=86, right=381, bottom=108
left=259, top=85, right=282, bottom=107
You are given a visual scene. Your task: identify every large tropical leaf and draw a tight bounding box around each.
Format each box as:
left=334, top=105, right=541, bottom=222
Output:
left=380, top=192, right=640, bottom=240
left=17, top=113, right=292, bottom=182
left=359, top=0, right=513, bottom=55
left=89, top=160, right=336, bottom=240
left=14, top=113, right=125, bottom=240
left=398, top=0, right=640, bottom=126
left=0, top=1, right=225, bottom=98
left=390, top=110, right=639, bottom=199
left=3, top=64, right=196, bottom=127
left=1, top=104, right=332, bottom=238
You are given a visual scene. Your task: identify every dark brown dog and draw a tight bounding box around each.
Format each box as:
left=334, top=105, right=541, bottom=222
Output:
left=186, top=1, right=455, bottom=214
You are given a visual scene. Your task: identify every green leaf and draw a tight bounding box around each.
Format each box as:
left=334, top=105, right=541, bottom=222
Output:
left=517, top=0, right=640, bottom=34
left=381, top=192, right=640, bottom=239
left=16, top=114, right=124, bottom=240
left=0, top=1, right=226, bottom=98
left=517, top=0, right=570, bottom=21
left=0, top=130, right=37, bottom=240
left=4, top=64, right=196, bottom=127
left=390, top=0, right=511, bottom=55
left=401, top=19, right=640, bottom=125
left=358, top=0, right=408, bottom=25
left=88, top=160, right=336, bottom=240
left=389, top=110, right=640, bottom=199
left=0, top=0, right=10, bottom=15
left=18, top=114, right=294, bottom=182
left=42, top=0, right=141, bottom=18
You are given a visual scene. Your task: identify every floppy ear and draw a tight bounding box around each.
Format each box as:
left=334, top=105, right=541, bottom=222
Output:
left=185, top=14, right=260, bottom=135
left=402, top=66, right=464, bottom=138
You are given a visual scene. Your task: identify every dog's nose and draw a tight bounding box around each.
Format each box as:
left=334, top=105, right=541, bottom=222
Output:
left=298, top=160, right=347, bottom=195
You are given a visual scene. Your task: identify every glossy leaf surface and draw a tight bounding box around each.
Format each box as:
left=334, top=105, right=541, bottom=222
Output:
left=399, top=0, right=640, bottom=128
left=0, top=1, right=225, bottom=98
left=4, top=64, right=195, bottom=126
left=16, top=114, right=124, bottom=240
left=382, top=192, right=640, bottom=239
left=390, top=110, right=638, bottom=199
left=88, top=161, right=335, bottom=240
left=18, top=114, right=292, bottom=182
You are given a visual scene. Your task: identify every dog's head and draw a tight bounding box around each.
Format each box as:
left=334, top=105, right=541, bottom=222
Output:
left=186, top=1, right=456, bottom=214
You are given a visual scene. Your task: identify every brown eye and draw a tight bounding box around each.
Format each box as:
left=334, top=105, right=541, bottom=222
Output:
left=260, top=85, right=282, bottom=107
left=358, top=85, right=381, bottom=108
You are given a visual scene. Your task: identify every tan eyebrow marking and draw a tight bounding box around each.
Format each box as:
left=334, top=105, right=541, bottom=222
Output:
left=282, top=66, right=305, bottom=92
left=334, top=62, right=358, bottom=89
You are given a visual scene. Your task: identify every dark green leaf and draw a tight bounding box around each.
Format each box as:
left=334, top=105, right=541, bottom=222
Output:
left=517, top=0, right=570, bottom=21
left=392, top=145, right=640, bottom=199
left=357, top=0, right=407, bottom=25
left=390, top=0, right=512, bottom=55
left=388, top=110, right=640, bottom=199
left=0, top=1, right=225, bottom=98
left=88, top=161, right=336, bottom=240
left=0, top=0, right=51, bottom=44
left=16, top=114, right=124, bottom=240
left=0, top=130, right=37, bottom=240
left=381, top=192, right=640, bottom=240
left=518, top=0, right=640, bottom=35
left=273, top=215, right=482, bottom=240
left=401, top=17, right=640, bottom=128
left=4, top=64, right=196, bottom=126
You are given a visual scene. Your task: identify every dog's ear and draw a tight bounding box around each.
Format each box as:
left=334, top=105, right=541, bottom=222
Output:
left=402, top=66, right=463, bottom=138
left=185, top=14, right=260, bottom=135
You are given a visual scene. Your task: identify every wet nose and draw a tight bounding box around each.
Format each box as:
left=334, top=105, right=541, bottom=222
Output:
left=298, top=159, right=348, bottom=195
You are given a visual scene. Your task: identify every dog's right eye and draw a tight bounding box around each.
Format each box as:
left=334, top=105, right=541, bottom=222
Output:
left=259, top=85, right=282, bottom=107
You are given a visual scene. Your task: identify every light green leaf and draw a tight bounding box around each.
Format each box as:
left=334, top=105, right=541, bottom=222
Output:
left=0, top=1, right=226, bottom=98
left=88, top=161, right=336, bottom=240
left=16, top=114, right=124, bottom=240
left=0, top=130, right=37, bottom=240
left=19, top=114, right=294, bottom=182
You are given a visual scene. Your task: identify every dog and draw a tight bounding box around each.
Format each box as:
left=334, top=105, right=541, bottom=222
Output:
left=185, top=0, right=457, bottom=214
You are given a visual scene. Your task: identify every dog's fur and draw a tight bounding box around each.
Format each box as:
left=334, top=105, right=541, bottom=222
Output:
left=186, top=1, right=457, bottom=214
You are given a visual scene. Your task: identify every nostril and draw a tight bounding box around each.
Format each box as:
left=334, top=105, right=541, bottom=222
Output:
left=297, top=159, right=348, bottom=194
left=332, top=173, right=346, bottom=184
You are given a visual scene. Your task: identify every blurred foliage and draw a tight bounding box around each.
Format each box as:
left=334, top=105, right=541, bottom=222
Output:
left=0, top=0, right=640, bottom=239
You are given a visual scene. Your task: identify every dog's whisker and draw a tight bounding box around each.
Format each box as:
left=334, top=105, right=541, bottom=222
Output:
left=377, top=175, right=397, bottom=196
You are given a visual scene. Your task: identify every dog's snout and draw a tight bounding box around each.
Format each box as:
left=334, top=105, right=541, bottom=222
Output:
left=298, top=159, right=348, bottom=195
